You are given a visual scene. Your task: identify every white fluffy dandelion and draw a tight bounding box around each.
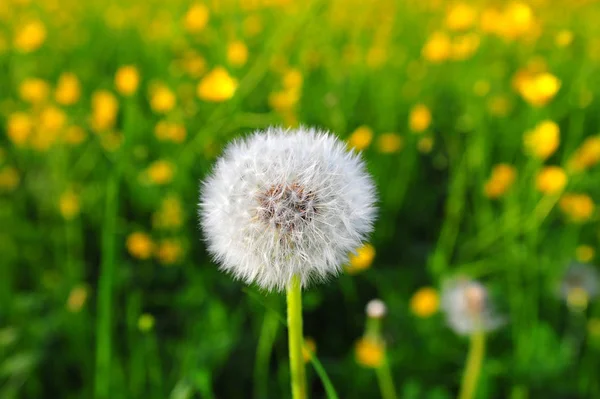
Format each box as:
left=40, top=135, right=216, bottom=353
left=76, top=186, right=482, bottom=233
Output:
left=441, top=278, right=504, bottom=336
left=199, top=126, right=377, bottom=292
left=365, top=299, right=387, bottom=319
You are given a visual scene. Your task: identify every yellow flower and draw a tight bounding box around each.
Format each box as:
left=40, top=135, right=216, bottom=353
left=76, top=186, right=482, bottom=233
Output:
left=126, top=232, right=154, bottom=260
left=517, top=72, right=560, bottom=107
left=484, top=164, right=516, bottom=199
left=184, top=3, right=209, bottom=33
left=115, top=66, right=140, bottom=96
left=40, top=106, right=66, bottom=133
left=227, top=41, right=248, bottom=67
left=243, top=14, right=263, bottom=37
left=567, top=287, right=589, bottom=311
left=498, top=2, right=534, bottom=40
left=355, top=337, right=384, bottom=368
left=138, top=314, right=155, bottom=332
left=450, top=33, right=480, bottom=61
left=559, top=193, right=595, bottom=223
left=150, top=84, right=176, bottom=113
left=555, top=30, right=573, bottom=48
left=568, top=136, right=600, bottom=172
left=303, top=337, right=316, bottom=363
left=63, top=126, right=87, bottom=145
left=152, top=195, right=183, bottom=229
left=422, top=32, right=451, bottom=63
left=346, top=243, right=375, bottom=274
left=536, top=166, right=567, bottom=195
left=417, top=136, right=434, bottom=153
left=19, top=78, right=50, bottom=104
left=146, top=160, right=174, bottom=185
left=446, top=3, right=477, bottom=31
left=487, top=95, right=512, bottom=117
left=0, top=166, right=20, bottom=192
left=66, top=284, right=88, bottom=313
left=13, top=20, right=46, bottom=53
left=55, top=73, right=81, bottom=105
left=7, top=112, right=32, bottom=146
left=91, top=90, right=119, bottom=132
left=523, top=120, right=560, bottom=160
left=154, top=121, right=186, bottom=143
left=376, top=133, right=403, bottom=154
left=409, top=104, right=431, bottom=133
left=575, top=245, right=595, bottom=263
left=283, top=69, right=303, bottom=90
left=268, top=89, right=299, bottom=112
left=179, top=50, right=206, bottom=78
left=479, top=7, right=503, bottom=35
left=366, top=46, right=387, bottom=69
left=155, top=239, right=183, bottom=265
left=197, top=67, right=238, bottom=102
left=347, top=126, right=373, bottom=151
left=59, top=190, right=80, bottom=220
left=410, top=287, right=440, bottom=318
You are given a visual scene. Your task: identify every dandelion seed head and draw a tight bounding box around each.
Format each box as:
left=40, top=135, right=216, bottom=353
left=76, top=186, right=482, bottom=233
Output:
left=365, top=299, right=387, bottom=319
left=199, top=126, right=377, bottom=292
left=560, top=263, right=599, bottom=310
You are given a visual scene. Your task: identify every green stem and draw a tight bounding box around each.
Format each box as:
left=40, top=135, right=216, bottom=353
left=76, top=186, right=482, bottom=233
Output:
left=94, top=172, right=120, bottom=399
left=458, top=329, right=486, bottom=399
left=287, top=275, right=307, bottom=399
left=254, top=309, right=280, bottom=399
left=375, top=356, right=398, bottom=399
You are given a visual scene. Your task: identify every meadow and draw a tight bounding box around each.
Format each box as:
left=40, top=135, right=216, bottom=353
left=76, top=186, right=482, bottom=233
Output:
left=2, top=0, right=600, bottom=398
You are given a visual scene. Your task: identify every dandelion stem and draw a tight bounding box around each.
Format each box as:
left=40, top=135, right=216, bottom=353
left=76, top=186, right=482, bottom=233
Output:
left=458, top=328, right=486, bottom=399
left=94, top=171, right=120, bottom=399
left=287, top=275, right=307, bottom=399
left=375, top=357, right=398, bottom=399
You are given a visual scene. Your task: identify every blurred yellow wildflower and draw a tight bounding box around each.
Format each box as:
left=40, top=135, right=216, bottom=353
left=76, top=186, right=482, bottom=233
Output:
left=0, top=166, right=20, bottom=192
left=422, top=32, right=451, bottom=63
left=184, top=3, right=209, bottom=33
left=138, top=313, right=155, bottom=332
left=59, top=190, right=80, bottom=220
left=366, top=46, right=388, bottom=69
left=40, top=106, right=66, bottom=133
left=410, top=287, right=439, bottom=318
left=283, top=69, right=303, bottom=90
left=146, top=160, right=174, bottom=185
left=347, top=126, right=373, bottom=151
left=55, top=73, right=81, bottom=105
left=100, top=132, right=123, bottom=152
left=7, top=113, right=32, bottom=146
left=417, top=136, right=434, bottom=153
left=555, top=30, right=573, bottom=48
left=19, top=78, right=50, bottom=104
left=355, top=337, right=384, bottom=368
left=227, top=41, right=249, bottom=67
left=536, top=166, right=567, bottom=195
left=126, top=232, right=154, bottom=260
left=303, top=337, right=316, bottom=363
left=559, top=194, right=594, bottom=223
left=484, top=164, right=516, bottom=199
left=346, top=243, right=375, bottom=274
left=445, top=3, right=477, bottom=31
left=479, top=7, right=503, bottom=35
left=156, top=239, right=183, bottom=265
left=63, top=126, right=87, bottom=145
left=487, top=95, right=511, bottom=117
left=409, top=104, right=431, bottom=133
left=178, top=50, right=206, bottom=78
left=450, top=33, right=480, bottom=61
left=150, top=84, right=176, bottom=113
left=197, top=68, right=238, bottom=102
left=66, top=285, right=88, bottom=313
left=568, top=136, right=600, bottom=172
left=13, top=20, right=46, bottom=53
left=567, top=287, right=589, bottom=311
left=91, top=90, right=118, bottom=132
left=153, top=196, right=183, bottom=230
left=376, top=133, right=403, bottom=154
left=517, top=72, right=560, bottom=107
left=115, top=66, right=140, bottom=96
left=154, top=121, right=186, bottom=143
left=243, top=14, right=263, bottom=37
left=576, top=245, right=595, bottom=263
left=497, top=2, right=535, bottom=40
left=523, top=120, right=560, bottom=160
left=268, top=89, right=300, bottom=112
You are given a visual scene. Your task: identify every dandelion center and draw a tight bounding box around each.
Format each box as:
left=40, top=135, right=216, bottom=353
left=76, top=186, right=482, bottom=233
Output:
left=257, top=182, right=317, bottom=232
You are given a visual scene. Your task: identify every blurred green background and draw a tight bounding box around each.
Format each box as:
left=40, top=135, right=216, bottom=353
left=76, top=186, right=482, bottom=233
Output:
left=2, top=0, right=600, bottom=398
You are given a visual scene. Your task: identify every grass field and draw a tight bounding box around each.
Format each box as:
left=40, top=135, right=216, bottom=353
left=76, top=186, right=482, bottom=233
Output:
left=2, top=0, right=600, bottom=398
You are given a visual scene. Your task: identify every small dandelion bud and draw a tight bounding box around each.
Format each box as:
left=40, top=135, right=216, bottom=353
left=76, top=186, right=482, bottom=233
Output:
left=366, top=299, right=387, bottom=319
left=199, top=126, right=377, bottom=292
left=441, top=278, right=504, bottom=335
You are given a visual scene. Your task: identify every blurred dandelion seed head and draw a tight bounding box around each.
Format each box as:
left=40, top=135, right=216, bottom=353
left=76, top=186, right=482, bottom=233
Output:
left=366, top=299, right=387, bottom=319
left=199, top=126, right=377, bottom=292
left=560, top=263, right=599, bottom=310
left=441, top=278, right=504, bottom=335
